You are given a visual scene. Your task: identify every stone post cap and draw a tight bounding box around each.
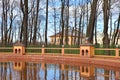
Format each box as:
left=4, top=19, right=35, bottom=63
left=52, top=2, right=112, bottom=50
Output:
left=80, top=37, right=94, bottom=46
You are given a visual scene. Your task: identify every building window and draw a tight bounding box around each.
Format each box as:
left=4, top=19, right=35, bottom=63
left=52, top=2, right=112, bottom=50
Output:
left=82, top=50, right=84, bottom=56
left=86, top=50, right=88, bottom=55
left=15, top=49, right=17, bottom=54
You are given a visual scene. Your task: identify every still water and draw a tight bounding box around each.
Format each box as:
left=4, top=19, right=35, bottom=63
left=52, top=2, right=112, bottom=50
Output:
left=0, top=61, right=120, bottom=80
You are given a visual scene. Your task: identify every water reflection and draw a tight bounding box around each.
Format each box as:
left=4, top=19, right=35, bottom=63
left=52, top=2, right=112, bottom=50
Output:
left=0, top=61, right=120, bottom=80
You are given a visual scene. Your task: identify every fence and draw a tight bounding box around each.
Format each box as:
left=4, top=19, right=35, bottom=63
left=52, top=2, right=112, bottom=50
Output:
left=95, top=48, right=120, bottom=58
left=0, top=47, right=13, bottom=54
left=26, top=47, right=80, bottom=56
left=0, top=47, right=120, bottom=58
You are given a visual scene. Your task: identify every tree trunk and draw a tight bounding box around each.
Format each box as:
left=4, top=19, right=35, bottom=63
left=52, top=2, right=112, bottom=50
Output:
left=74, top=8, right=77, bottom=45
left=33, top=0, right=40, bottom=45
left=45, top=0, right=48, bottom=46
left=65, top=0, right=69, bottom=45
left=112, top=13, right=120, bottom=45
left=86, top=0, right=98, bottom=43
left=20, top=0, right=28, bottom=47
left=53, top=7, right=57, bottom=45
left=102, top=0, right=110, bottom=48
left=94, top=14, right=98, bottom=45
left=20, top=22, right=23, bottom=42
left=78, top=14, right=82, bottom=45
left=2, top=0, right=9, bottom=46
left=60, top=0, right=65, bottom=45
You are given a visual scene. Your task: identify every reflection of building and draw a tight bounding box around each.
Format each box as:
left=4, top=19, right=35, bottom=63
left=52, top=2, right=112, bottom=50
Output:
left=49, top=28, right=85, bottom=45
left=116, top=71, right=120, bottom=79
left=80, top=65, right=94, bottom=78
left=13, top=62, right=25, bottom=71
left=60, top=64, right=95, bottom=79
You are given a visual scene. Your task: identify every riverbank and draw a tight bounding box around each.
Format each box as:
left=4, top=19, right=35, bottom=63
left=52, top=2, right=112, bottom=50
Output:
left=0, top=54, right=120, bottom=68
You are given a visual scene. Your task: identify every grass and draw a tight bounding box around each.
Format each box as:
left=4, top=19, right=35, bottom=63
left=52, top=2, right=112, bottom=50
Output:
left=26, top=49, right=42, bottom=53
left=45, top=49, right=61, bottom=54
left=95, top=50, right=116, bottom=56
left=64, top=49, right=79, bottom=54
left=25, top=47, right=42, bottom=54
left=0, top=49, right=13, bottom=52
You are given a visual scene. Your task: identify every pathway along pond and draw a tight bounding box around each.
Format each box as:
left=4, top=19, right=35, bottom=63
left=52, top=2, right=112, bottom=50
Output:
left=0, top=61, right=119, bottom=80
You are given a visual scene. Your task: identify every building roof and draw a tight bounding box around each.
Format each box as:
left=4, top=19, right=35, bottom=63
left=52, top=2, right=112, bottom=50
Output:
left=50, top=28, right=85, bottom=38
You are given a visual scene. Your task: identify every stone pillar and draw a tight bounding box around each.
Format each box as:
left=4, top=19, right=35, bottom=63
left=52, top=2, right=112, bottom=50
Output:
left=116, top=48, right=119, bottom=58
left=13, top=42, right=25, bottom=55
left=80, top=39, right=94, bottom=58
left=62, top=45, right=64, bottom=55
left=42, top=45, right=45, bottom=55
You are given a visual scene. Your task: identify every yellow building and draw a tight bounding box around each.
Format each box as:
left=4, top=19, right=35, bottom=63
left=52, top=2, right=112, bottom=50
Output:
left=49, top=29, right=85, bottom=45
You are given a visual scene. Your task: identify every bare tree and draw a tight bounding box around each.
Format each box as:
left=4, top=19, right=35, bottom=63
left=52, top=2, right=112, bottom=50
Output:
left=65, top=0, right=69, bottom=45
left=112, top=13, right=120, bottom=45
left=102, top=0, right=111, bottom=48
left=78, top=4, right=84, bottom=45
left=51, top=0, right=57, bottom=45
left=20, top=0, right=28, bottom=47
left=33, top=0, right=40, bottom=45
left=86, top=0, right=98, bottom=43
left=60, top=0, right=65, bottom=45
left=45, top=0, right=48, bottom=46
left=1, top=0, right=10, bottom=46
left=74, top=2, right=77, bottom=45
left=8, top=0, right=17, bottom=44
left=94, top=0, right=102, bottom=45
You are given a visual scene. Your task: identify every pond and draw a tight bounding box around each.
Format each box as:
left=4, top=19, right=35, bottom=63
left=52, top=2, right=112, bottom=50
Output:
left=0, top=61, right=119, bottom=80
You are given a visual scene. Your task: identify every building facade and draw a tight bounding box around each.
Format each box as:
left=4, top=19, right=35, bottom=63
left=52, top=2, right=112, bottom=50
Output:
left=49, top=29, right=85, bottom=45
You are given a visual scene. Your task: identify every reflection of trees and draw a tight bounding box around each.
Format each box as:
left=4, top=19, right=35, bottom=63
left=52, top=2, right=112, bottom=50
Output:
left=0, top=62, right=12, bottom=80
left=0, top=62, right=120, bottom=80
left=65, top=67, right=68, bottom=80
left=44, top=64, right=47, bottom=80
left=104, top=70, right=109, bottom=80
left=34, top=63, right=37, bottom=80
left=53, top=64, right=57, bottom=80
left=26, top=63, right=41, bottom=80
left=0, top=63, right=8, bottom=79
left=9, top=63, right=12, bottom=80
left=59, top=65, right=61, bottom=80
left=1, top=62, right=7, bottom=80
left=21, top=63, right=27, bottom=80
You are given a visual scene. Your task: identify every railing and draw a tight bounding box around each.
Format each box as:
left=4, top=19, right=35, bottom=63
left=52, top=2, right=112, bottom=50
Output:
left=95, top=48, right=120, bottom=58
left=0, top=47, right=120, bottom=58
left=0, top=47, right=13, bottom=54
left=0, top=47, right=80, bottom=55
left=26, top=47, right=42, bottom=54
left=39, top=47, right=80, bottom=56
